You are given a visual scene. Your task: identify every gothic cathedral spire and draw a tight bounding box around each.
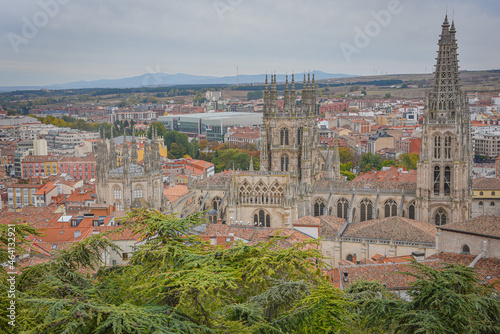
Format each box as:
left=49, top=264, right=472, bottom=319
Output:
left=416, top=16, right=472, bottom=226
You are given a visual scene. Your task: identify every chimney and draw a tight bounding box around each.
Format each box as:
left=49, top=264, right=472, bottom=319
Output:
left=411, top=251, right=425, bottom=262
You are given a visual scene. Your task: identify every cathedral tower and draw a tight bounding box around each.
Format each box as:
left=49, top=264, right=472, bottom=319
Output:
left=260, top=73, right=324, bottom=193
left=416, top=16, right=472, bottom=225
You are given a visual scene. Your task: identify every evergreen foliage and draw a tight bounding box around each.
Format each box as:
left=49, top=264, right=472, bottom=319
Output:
left=3, top=211, right=499, bottom=333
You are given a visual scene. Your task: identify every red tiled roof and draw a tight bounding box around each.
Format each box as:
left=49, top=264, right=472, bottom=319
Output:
left=163, top=185, right=189, bottom=202
left=438, top=215, right=500, bottom=239
left=343, top=216, right=436, bottom=243
left=338, top=259, right=444, bottom=290
left=473, top=177, right=500, bottom=190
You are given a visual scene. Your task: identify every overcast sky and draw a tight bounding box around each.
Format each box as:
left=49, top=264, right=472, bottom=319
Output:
left=1, top=0, right=499, bottom=86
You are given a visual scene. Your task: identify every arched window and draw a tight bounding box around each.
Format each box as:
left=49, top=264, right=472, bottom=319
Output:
left=280, top=128, right=289, bottom=145
left=113, top=186, right=122, bottom=199
left=346, top=254, right=353, bottom=262
left=461, top=244, right=470, bottom=255
left=444, top=135, right=452, bottom=159
left=134, top=186, right=143, bottom=199
left=297, top=127, right=303, bottom=145
left=259, top=210, right=265, bottom=226
left=212, top=197, right=222, bottom=212
left=434, top=208, right=447, bottom=226
left=360, top=199, right=373, bottom=222
left=480, top=191, right=484, bottom=196
left=434, top=135, right=441, bottom=159
left=266, top=214, right=270, bottom=227
left=444, top=166, right=451, bottom=196
left=384, top=199, right=398, bottom=217
left=491, top=202, right=495, bottom=206
left=479, top=201, right=483, bottom=206
left=409, top=201, right=416, bottom=220
left=336, top=198, right=349, bottom=219
left=492, top=191, right=496, bottom=196
left=434, top=166, right=441, bottom=196
left=314, top=198, right=326, bottom=217
left=280, top=154, right=289, bottom=172
left=254, top=214, right=258, bottom=225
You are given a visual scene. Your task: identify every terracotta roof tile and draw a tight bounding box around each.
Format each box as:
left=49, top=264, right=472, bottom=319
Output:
left=438, top=215, right=500, bottom=238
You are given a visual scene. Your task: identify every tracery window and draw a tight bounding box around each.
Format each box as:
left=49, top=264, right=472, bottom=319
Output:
left=444, top=135, right=452, bottom=159
left=444, top=166, right=451, bottom=196
left=434, top=208, right=447, bottom=226
left=314, top=198, right=326, bottom=217
left=408, top=201, right=416, bottom=220
left=384, top=199, right=398, bottom=217
left=434, top=135, right=441, bottom=159
left=280, top=128, right=289, bottom=145
left=434, top=166, right=441, bottom=196
left=336, top=198, right=349, bottom=219
left=360, top=199, right=373, bottom=222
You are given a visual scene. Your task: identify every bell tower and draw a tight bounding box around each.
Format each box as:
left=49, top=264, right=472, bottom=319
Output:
left=416, top=16, right=472, bottom=225
left=260, top=73, right=323, bottom=193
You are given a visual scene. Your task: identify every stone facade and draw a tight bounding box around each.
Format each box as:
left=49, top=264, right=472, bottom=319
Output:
left=416, top=16, right=472, bottom=226
left=96, top=128, right=164, bottom=211
left=173, top=17, right=473, bottom=233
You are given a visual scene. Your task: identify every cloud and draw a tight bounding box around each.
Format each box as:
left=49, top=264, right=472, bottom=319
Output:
left=0, top=0, right=499, bottom=86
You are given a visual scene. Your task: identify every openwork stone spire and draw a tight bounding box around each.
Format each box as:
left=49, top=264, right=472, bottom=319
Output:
left=428, top=15, right=461, bottom=116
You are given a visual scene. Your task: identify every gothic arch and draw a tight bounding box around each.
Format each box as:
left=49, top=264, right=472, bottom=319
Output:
left=336, top=197, right=349, bottom=219
left=384, top=199, right=398, bottom=217
left=433, top=134, right=442, bottom=159
left=408, top=201, right=416, bottom=220
left=359, top=198, right=373, bottom=222
left=433, top=207, right=447, bottom=226
left=297, top=127, right=303, bottom=145
left=313, top=198, right=326, bottom=217
left=134, top=184, right=144, bottom=199
left=253, top=208, right=271, bottom=227
left=443, top=132, right=453, bottom=160
left=212, top=196, right=222, bottom=212
left=238, top=180, right=253, bottom=204
left=112, top=185, right=122, bottom=199
left=280, top=127, right=290, bottom=145
left=280, top=154, right=289, bottom=172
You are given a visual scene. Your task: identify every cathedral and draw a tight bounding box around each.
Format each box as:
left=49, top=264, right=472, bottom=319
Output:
left=175, top=16, right=472, bottom=228
left=96, top=128, right=165, bottom=211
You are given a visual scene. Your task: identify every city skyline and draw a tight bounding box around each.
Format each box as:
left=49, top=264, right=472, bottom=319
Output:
left=1, top=0, right=499, bottom=86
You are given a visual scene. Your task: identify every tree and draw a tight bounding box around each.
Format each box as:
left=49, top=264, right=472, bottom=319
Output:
left=16, top=210, right=343, bottom=333
left=360, top=153, right=382, bottom=172
left=351, top=262, right=500, bottom=334
left=339, top=147, right=353, bottom=164
left=398, top=153, right=419, bottom=170
left=384, top=93, right=392, bottom=99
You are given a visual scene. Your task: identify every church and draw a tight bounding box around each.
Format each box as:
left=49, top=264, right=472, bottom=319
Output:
left=95, top=128, right=165, bottom=211
left=178, top=16, right=473, bottom=228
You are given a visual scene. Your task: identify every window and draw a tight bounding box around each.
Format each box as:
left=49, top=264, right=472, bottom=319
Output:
left=114, top=187, right=122, bottom=199
left=112, top=260, right=117, bottom=266
left=492, top=191, right=496, bottom=196
left=434, top=166, right=441, bottom=196
left=444, top=135, right=452, bottom=159
left=384, top=199, right=398, bottom=217
left=409, top=201, right=416, bottom=220
left=314, top=198, right=326, bottom=217
left=280, top=128, right=289, bottom=145
left=297, top=127, right=303, bottom=145
left=280, top=154, right=289, bottom=172
left=266, top=214, right=270, bottom=227
left=444, top=166, right=451, bottom=196
left=212, top=197, right=222, bottom=212
left=259, top=210, right=265, bottom=226
left=434, top=135, right=441, bottom=159
left=122, top=253, right=128, bottom=260
left=336, top=198, right=349, bottom=219
left=491, top=202, right=495, bottom=206
left=480, top=191, right=484, bottom=196
left=134, top=187, right=143, bottom=199
left=461, top=245, right=470, bottom=255
left=434, top=208, right=447, bottom=226
left=346, top=254, right=353, bottom=262
left=360, top=199, right=373, bottom=222
left=479, top=201, right=483, bottom=206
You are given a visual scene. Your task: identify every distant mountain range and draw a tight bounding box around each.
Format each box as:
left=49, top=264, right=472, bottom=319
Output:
left=0, top=71, right=356, bottom=93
